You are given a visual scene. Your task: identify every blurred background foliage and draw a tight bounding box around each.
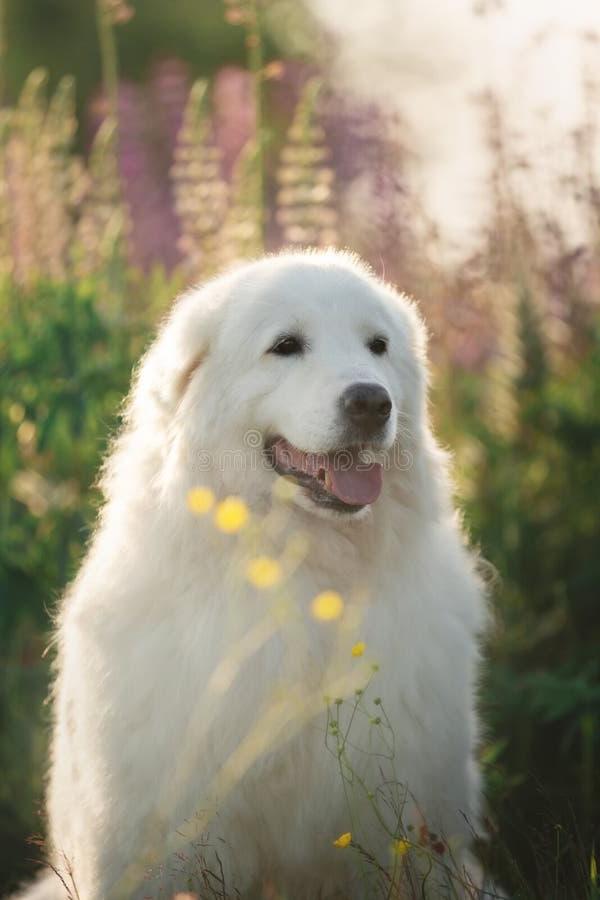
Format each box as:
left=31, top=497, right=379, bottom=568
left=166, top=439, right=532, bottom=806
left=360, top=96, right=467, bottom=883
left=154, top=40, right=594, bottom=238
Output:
left=0, top=0, right=599, bottom=897
left=2, top=1, right=247, bottom=118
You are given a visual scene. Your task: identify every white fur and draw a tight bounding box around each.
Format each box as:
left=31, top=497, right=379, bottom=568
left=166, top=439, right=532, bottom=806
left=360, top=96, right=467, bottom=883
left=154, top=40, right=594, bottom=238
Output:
left=16, top=251, right=487, bottom=899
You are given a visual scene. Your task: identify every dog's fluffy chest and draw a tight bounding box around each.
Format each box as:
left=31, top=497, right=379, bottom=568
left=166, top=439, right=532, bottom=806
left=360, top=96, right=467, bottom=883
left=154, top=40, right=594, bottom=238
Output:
left=76, top=522, right=474, bottom=830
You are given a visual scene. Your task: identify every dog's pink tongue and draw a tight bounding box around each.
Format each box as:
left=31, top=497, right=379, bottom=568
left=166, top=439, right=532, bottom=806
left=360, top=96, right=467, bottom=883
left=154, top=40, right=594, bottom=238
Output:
left=328, top=461, right=383, bottom=506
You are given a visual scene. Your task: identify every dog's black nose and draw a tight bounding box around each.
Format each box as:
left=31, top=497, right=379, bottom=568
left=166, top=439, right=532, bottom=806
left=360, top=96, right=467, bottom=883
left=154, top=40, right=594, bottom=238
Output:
left=340, top=382, right=392, bottom=435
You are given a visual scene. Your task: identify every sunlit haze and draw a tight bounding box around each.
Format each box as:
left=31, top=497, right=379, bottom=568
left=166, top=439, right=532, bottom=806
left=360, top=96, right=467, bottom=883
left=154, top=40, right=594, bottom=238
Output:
left=307, top=0, right=600, bottom=254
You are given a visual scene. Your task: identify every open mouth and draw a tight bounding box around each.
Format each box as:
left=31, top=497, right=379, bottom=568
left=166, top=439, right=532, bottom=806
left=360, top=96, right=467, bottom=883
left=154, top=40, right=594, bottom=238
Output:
left=265, top=437, right=383, bottom=514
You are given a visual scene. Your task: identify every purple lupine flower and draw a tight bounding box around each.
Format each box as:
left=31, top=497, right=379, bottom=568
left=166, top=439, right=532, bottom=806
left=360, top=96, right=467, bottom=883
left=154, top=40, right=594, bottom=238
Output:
left=87, top=77, right=182, bottom=271
left=321, top=93, right=413, bottom=282
left=118, top=81, right=178, bottom=271
left=149, top=58, right=191, bottom=160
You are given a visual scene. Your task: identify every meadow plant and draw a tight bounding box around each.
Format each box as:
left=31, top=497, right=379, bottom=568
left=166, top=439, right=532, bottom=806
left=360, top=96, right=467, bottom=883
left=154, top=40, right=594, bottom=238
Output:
left=172, top=80, right=228, bottom=278
left=3, top=71, right=78, bottom=286
left=275, top=78, right=338, bottom=247
left=217, top=136, right=264, bottom=265
left=1, top=0, right=600, bottom=896
left=324, top=681, right=497, bottom=899
left=73, top=118, right=127, bottom=285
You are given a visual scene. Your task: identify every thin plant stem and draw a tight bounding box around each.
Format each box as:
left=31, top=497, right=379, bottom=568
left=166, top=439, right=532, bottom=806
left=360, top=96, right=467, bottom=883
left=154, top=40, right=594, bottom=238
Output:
left=0, top=0, right=6, bottom=106
left=94, top=0, right=128, bottom=300
left=95, top=0, right=120, bottom=129
left=245, top=0, right=265, bottom=249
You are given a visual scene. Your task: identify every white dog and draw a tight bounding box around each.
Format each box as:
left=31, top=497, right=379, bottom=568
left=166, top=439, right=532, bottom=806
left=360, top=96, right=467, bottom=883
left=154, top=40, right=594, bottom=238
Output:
left=17, top=250, right=487, bottom=900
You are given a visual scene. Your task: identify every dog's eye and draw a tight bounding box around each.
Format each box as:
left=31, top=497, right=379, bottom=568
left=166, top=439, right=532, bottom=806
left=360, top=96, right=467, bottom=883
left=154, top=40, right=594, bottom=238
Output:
left=269, top=335, right=304, bottom=357
left=368, top=336, right=388, bottom=356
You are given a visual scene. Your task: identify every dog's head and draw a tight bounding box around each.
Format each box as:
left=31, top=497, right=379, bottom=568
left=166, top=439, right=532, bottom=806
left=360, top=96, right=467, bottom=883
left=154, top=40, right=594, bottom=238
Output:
left=132, top=251, right=441, bottom=521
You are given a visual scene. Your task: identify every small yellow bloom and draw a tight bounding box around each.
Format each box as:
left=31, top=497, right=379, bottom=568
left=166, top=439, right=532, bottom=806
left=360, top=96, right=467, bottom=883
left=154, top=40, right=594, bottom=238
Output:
left=214, top=496, right=249, bottom=533
left=333, top=832, right=352, bottom=848
left=351, top=641, right=366, bottom=657
left=246, top=556, right=283, bottom=590
left=187, top=487, right=215, bottom=515
left=392, top=838, right=410, bottom=857
left=311, top=590, right=344, bottom=621
left=591, top=850, right=597, bottom=886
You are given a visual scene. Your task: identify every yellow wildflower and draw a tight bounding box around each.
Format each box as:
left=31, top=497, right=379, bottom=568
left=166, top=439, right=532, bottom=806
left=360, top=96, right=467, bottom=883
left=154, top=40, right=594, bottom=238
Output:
left=392, top=838, right=410, bottom=857
left=351, top=641, right=366, bottom=657
left=214, top=496, right=249, bottom=533
left=311, top=590, right=344, bottom=621
left=187, top=487, right=215, bottom=515
left=333, top=832, right=352, bottom=848
left=246, top=556, right=283, bottom=590
left=591, top=850, right=597, bottom=886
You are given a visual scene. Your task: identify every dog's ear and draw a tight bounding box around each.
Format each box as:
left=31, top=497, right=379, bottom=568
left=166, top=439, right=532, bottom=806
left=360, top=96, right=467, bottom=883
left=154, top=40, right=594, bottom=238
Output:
left=407, top=426, right=450, bottom=520
left=131, top=287, right=217, bottom=424
left=170, top=349, right=208, bottom=405
left=390, top=401, right=449, bottom=521
left=388, top=294, right=450, bottom=521
left=160, top=291, right=217, bottom=410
